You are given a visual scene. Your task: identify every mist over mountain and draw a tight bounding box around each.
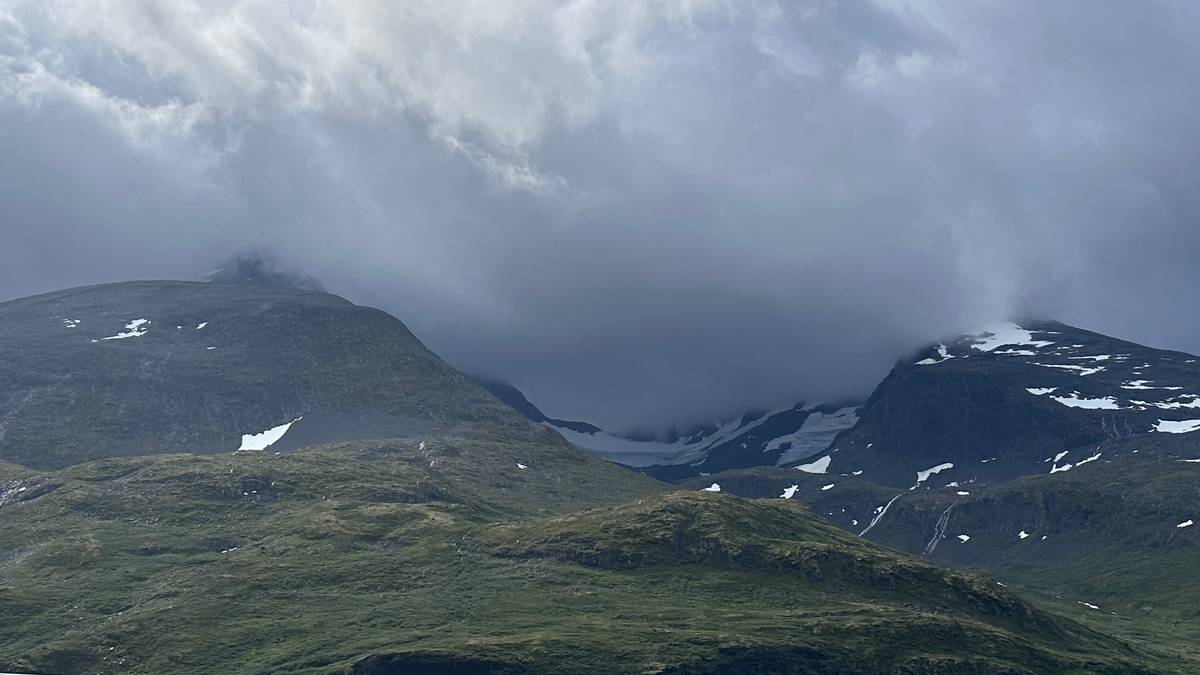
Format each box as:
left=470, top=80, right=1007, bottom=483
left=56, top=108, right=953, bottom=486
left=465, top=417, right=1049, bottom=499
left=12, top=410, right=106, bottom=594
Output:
left=5, top=2, right=1200, bottom=429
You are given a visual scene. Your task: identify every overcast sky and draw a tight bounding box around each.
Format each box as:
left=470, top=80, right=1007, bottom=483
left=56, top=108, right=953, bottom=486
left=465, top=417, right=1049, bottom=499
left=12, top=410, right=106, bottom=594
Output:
left=3, top=1, right=1200, bottom=431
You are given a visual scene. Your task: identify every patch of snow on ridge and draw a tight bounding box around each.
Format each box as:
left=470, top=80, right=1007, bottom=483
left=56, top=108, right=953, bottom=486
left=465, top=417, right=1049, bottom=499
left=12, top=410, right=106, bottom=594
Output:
left=969, top=322, right=1054, bottom=352
left=796, top=455, right=831, bottom=474
left=1032, top=363, right=1105, bottom=376
left=1051, top=394, right=1120, bottom=410
left=1133, top=396, right=1200, bottom=410
left=1026, top=388, right=1056, bottom=396
left=1155, top=420, right=1200, bottom=434
left=1178, top=520, right=1194, bottom=529
left=1018, top=530, right=1030, bottom=539
left=516, top=463, right=527, bottom=470
left=820, top=483, right=835, bottom=491
left=957, top=534, right=970, bottom=543
left=700, top=483, right=721, bottom=492
left=101, top=318, right=150, bottom=340
left=915, top=463, right=953, bottom=485
left=239, top=417, right=302, bottom=451
left=1079, top=602, right=1100, bottom=610
left=917, top=344, right=953, bottom=365
left=773, top=407, right=860, bottom=465
left=197, top=322, right=208, bottom=330
left=780, top=485, right=799, bottom=499
left=1122, top=380, right=1183, bottom=390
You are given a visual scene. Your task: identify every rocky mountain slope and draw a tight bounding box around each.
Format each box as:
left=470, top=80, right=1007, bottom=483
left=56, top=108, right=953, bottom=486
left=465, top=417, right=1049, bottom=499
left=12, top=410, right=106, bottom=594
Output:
left=0, top=281, right=521, bottom=469
left=811, top=320, right=1200, bottom=489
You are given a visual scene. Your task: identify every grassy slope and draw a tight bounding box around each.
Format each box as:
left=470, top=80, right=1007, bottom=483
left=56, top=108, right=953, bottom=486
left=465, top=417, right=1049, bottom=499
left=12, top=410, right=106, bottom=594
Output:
left=0, top=436, right=1178, bottom=675
left=676, top=453, right=1200, bottom=668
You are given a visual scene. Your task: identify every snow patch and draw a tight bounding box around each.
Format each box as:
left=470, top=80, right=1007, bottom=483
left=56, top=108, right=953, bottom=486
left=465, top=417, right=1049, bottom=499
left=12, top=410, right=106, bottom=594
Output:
left=197, top=322, right=209, bottom=330
left=772, top=407, right=860, bottom=465
left=957, top=534, right=970, bottom=543
left=1178, top=520, right=1194, bottom=529
left=859, top=493, right=902, bottom=536
left=1079, top=602, right=1100, bottom=610
left=1018, top=530, right=1030, bottom=539
left=1154, top=419, right=1200, bottom=434
left=1134, top=396, right=1200, bottom=410
left=700, top=483, right=721, bottom=492
left=820, top=483, right=835, bottom=491
left=916, top=344, right=953, bottom=365
left=1026, top=387, right=1056, bottom=396
left=915, top=462, right=953, bottom=485
left=1050, top=394, right=1120, bottom=410
left=969, top=322, right=1054, bottom=352
left=796, top=455, right=832, bottom=474
left=780, top=485, right=799, bottom=499
left=239, top=417, right=302, bottom=451
left=101, top=318, right=150, bottom=340
left=1032, top=363, right=1105, bottom=376
left=516, top=462, right=527, bottom=470
left=1122, top=380, right=1183, bottom=391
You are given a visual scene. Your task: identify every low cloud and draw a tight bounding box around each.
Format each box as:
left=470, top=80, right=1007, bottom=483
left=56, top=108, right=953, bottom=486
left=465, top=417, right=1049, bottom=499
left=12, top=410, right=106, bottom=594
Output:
left=2, top=1, right=1199, bottom=429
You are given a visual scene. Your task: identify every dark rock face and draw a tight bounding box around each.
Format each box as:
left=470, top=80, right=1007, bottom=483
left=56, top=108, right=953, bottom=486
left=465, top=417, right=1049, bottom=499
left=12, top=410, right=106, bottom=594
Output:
left=818, top=320, right=1200, bottom=488
left=0, top=281, right=522, bottom=469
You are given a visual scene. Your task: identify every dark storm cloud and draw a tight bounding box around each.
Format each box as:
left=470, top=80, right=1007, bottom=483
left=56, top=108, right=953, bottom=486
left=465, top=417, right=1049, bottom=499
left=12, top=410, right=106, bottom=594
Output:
left=2, top=1, right=1200, bottom=430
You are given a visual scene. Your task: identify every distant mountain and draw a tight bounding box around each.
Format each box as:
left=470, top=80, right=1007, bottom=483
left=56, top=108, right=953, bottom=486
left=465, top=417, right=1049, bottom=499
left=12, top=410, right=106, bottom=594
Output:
left=483, top=381, right=862, bottom=479
left=810, top=320, right=1200, bottom=488
left=473, top=378, right=601, bottom=433
left=0, top=280, right=523, bottom=469
left=673, top=321, right=1200, bottom=660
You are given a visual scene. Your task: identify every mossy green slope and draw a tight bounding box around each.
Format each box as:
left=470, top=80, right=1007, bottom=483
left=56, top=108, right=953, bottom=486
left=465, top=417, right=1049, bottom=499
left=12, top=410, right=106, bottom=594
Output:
left=0, top=435, right=1175, bottom=674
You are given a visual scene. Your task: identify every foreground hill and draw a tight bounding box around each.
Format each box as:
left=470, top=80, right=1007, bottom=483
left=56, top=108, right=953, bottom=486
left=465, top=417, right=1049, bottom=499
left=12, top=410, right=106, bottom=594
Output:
left=0, top=281, right=520, bottom=469
left=679, top=430, right=1200, bottom=666
left=0, top=448, right=1174, bottom=674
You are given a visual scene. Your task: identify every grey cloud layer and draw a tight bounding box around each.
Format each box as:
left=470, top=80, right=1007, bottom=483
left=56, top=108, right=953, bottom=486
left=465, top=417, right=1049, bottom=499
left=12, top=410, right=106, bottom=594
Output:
left=2, top=1, right=1199, bottom=430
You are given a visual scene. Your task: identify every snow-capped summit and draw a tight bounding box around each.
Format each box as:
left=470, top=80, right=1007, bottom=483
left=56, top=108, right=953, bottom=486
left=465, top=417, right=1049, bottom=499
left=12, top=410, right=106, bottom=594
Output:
left=805, top=319, right=1200, bottom=487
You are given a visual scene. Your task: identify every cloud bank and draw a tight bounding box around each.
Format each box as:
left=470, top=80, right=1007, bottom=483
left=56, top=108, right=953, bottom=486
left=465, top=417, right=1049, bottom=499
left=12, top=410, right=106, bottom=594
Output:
left=2, top=0, right=1199, bottom=429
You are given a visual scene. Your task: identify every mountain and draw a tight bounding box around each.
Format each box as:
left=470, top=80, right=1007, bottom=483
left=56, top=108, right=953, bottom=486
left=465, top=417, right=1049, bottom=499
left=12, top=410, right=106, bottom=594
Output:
left=2, top=286, right=1186, bottom=673
left=671, top=321, right=1200, bottom=667
left=481, top=380, right=861, bottom=480
left=815, top=320, right=1200, bottom=488
left=473, top=378, right=601, bottom=433
left=0, top=281, right=522, bottom=469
